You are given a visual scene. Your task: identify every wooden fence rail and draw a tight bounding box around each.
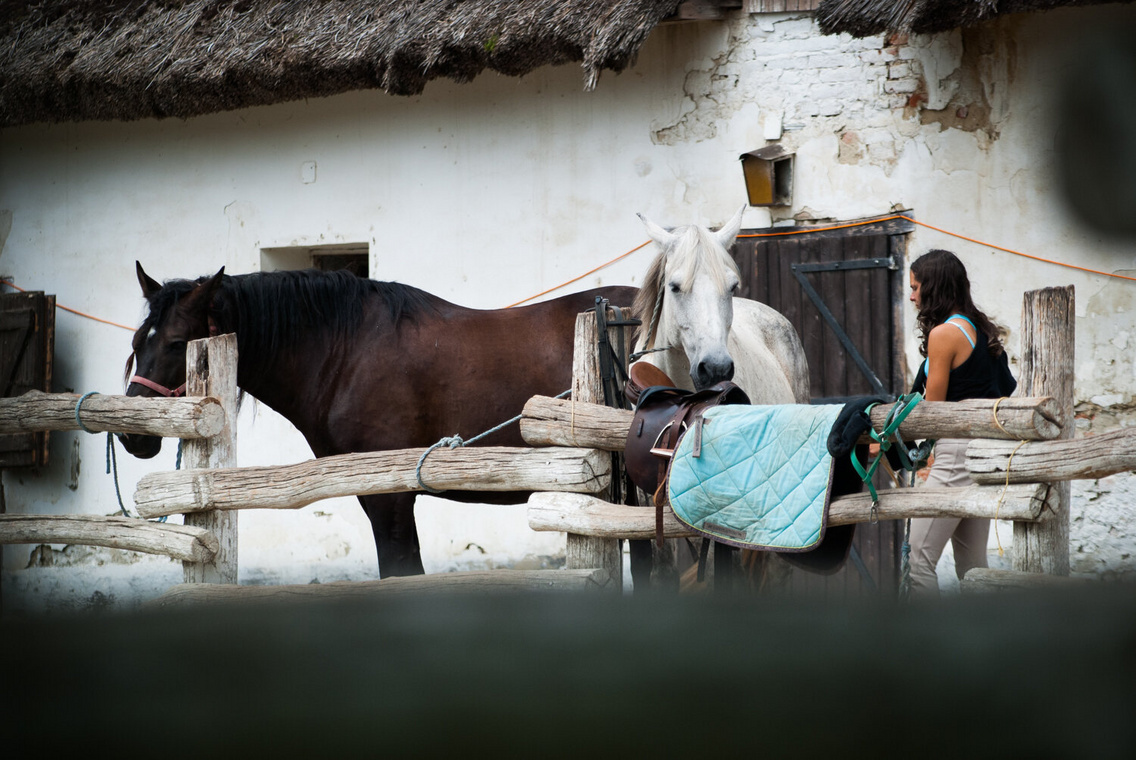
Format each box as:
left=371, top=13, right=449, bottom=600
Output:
left=0, top=390, right=226, bottom=438
left=967, top=428, right=1136, bottom=484
left=519, top=394, right=1063, bottom=451
left=0, top=515, right=218, bottom=563
left=528, top=483, right=1052, bottom=538
left=149, top=568, right=614, bottom=607
left=133, top=446, right=611, bottom=518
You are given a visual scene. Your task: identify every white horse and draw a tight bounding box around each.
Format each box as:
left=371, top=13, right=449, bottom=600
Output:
left=632, top=206, right=810, bottom=405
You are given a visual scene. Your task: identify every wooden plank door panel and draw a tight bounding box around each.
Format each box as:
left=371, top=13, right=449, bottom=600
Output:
left=0, top=292, right=55, bottom=468
left=732, top=214, right=913, bottom=598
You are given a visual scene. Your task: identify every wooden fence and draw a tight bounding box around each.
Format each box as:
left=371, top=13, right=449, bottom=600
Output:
left=1, top=284, right=1128, bottom=602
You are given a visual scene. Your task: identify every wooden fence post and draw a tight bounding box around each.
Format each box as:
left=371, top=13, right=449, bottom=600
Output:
left=1013, top=286, right=1074, bottom=575
left=566, top=310, right=622, bottom=590
left=182, top=334, right=239, bottom=584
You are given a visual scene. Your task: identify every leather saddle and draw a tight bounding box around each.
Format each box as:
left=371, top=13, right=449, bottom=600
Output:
left=623, top=363, right=750, bottom=543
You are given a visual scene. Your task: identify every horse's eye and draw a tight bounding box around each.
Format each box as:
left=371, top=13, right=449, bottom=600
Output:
left=729, top=282, right=740, bottom=294
left=167, top=341, right=187, bottom=353
left=669, top=282, right=681, bottom=294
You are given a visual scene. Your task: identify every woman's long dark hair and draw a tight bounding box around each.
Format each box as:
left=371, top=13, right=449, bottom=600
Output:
left=911, top=249, right=1005, bottom=357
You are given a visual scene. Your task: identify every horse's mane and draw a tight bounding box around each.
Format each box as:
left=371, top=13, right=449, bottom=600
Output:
left=632, top=224, right=740, bottom=349
left=144, top=269, right=438, bottom=365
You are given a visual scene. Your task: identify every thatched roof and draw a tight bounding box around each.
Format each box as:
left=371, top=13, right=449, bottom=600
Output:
left=0, top=0, right=682, bottom=127
left=816, top=0, right=1135, bottom=37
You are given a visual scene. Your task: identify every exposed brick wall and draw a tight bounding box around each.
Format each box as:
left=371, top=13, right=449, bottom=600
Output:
left=652, top=13, right=927, bottom=178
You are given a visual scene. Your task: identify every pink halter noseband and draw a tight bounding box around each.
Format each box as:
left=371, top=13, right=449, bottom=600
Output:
left=129, top=375, right=187, bottom=397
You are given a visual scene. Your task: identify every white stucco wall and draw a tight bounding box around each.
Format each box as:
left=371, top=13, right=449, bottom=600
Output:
left=2, top=6, right=1133, bottom=612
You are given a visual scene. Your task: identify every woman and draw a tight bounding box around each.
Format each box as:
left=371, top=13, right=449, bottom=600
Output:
left=907, top=249, right=1016, bottom=597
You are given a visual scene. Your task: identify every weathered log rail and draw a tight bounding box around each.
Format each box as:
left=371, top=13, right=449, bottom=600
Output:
left=960, top=567, right=1093, bottom=593
left=966, top=428, right=1136, bottom=485
left=0, top=389, right=226, bottom=438
left=0, top=515, right=218, bottom=563
left=133, top=446, right=612, bottom=518
left=148, top=568, right=614, bottom=608
left=520, top=394, right=1064, bottom=451
left=528, top=483, right=1052, bottom=539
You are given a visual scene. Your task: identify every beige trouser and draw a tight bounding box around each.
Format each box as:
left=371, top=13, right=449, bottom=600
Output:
left=907, top=439, right=989, bottom=597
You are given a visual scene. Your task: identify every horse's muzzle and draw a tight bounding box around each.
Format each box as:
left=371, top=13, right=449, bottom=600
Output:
left=117, top=432, right=162, bottom=459
left=693, top=356, right=735, bottom=390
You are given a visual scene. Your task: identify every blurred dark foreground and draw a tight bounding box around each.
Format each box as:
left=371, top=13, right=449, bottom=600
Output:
left=3, top=585, right=1135, bottom=758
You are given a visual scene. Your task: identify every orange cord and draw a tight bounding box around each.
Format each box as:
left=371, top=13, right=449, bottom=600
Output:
left=504, top=240, right=652, bottom=308
left=5, top=213, right=1132, bottom=327
left=737, top=215, right=909, bottom=238
left=897, top=215, right=1136, bottom=283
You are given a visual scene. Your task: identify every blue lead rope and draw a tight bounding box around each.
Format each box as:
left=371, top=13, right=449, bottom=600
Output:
left=415, top=388, right=574, bottom=493
left=76, top=391, right=168, bottom=522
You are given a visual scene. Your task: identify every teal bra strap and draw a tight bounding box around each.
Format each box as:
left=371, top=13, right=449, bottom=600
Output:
left=945, top=314, right=977, bottom=348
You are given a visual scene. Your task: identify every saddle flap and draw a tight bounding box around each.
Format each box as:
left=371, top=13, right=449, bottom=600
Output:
left=624, top=381, right=751, bottom=499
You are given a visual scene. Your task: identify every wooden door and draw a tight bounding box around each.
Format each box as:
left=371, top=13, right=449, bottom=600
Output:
left=0, top=291, right=55, bottom=468
left=731, top=213, right=913, bottom=597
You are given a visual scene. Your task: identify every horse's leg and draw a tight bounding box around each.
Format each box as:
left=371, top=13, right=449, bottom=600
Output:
left=360, top=493, right=425, bottom=578
left=629, top=540, right=653, bottom=591
left=628, top=539, right=679, bottom=593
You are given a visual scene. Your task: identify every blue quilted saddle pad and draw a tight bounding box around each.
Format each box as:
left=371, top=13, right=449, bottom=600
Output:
left=666, top=404, right=843, bottom=552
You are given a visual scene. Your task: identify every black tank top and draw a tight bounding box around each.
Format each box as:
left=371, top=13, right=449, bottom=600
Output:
left=911, top=319, right=1016, bottom=401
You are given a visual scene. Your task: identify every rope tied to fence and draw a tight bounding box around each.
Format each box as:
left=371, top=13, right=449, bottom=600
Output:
left=990, top=396, right=1014, bottom=438
left=74, top=392, right=127, bottom=516
left=74, top=391, right=168, bottom=522
left=74, top=391, right=99, bottom=434
left=415, top=388, right=574, bottom=494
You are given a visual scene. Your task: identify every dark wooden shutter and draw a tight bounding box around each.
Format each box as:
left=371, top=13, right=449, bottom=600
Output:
left=0, top=291, right=55, bottom=468
left=732, top=213, right=913, bottom=597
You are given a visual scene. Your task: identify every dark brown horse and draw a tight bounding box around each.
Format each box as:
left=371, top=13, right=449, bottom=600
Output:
left=120, top=263, right=636, bottom=577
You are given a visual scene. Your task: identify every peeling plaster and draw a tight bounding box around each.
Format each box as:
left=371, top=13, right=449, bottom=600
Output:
left=1075, top=272, right=1136, bottom=403
left=837, top=131, right=864, bottom=164
left=1071, top=471, right=1136, bottom=580
left=652, top=52, right=733, bottom=145
left=915, top=25, right=1015, bottom=143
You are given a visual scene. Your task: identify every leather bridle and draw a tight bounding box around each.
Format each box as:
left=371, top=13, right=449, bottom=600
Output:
left=129, top=375, right=186, bottom=397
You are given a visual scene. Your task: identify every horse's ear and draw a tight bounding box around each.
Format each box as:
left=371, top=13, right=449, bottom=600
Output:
left=637, top=213, right=676, bottom=249
left=183, top=267, right=226, bottom=314
left=136, top=261, right=161, bottom=299
left=203, top=267, right=225, bottom=296
left=715, top=205, right=746, bottom=249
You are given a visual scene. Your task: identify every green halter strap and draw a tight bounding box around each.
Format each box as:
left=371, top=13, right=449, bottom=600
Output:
left=850, top=392, right=928, bottom=521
